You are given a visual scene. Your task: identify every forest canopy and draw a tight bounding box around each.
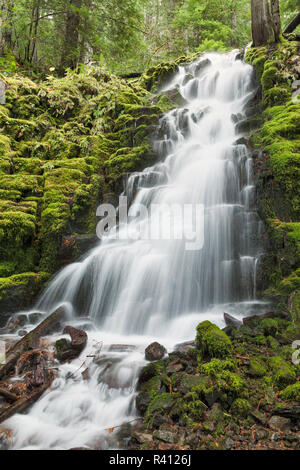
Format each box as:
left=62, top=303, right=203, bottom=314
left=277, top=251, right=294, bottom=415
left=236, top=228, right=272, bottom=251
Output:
left=0, top=0, right=299, bottom=75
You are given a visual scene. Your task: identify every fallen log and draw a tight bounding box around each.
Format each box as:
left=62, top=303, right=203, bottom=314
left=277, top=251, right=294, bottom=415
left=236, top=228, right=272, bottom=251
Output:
left=0, top=373, right=55, bottom=425
left=284, top=12, right=300, bottom=34
left=0, top=306, right=67, bottom=381
left=0, top=388, right=18, bottom=403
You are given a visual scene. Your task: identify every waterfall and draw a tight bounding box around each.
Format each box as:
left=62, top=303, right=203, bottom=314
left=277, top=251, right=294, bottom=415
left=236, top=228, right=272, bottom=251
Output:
left=4, top=51, right=269, bottom=450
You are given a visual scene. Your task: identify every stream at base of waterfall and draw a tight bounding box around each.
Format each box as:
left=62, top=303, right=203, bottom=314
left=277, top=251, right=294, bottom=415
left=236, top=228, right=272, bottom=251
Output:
left=1, top=51, right=270, bottom=450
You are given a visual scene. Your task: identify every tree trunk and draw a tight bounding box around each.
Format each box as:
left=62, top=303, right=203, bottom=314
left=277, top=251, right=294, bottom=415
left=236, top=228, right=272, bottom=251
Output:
left=251, top=0, right=282, bottom=46
left=60, top=0, right=82, bottom=71
left=270, top=0, right=281, bottom=42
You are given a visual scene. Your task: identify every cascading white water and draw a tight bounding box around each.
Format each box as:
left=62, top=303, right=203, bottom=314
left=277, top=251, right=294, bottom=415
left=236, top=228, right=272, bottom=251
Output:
left=4, top=51, right=269, bottom=450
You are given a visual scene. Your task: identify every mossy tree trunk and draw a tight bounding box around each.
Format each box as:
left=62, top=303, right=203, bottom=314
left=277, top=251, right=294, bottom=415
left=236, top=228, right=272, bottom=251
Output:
left=251, top=0, right=282, bottom=46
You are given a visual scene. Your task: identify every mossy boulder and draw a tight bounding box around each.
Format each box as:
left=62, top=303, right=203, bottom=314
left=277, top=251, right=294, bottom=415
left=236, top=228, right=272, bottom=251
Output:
left=268, top=356, right=297, bottom=389
left=247, top=358, right=267, bottom=378
left=280, top=382, right=300, bottom=401
left=146, top=393, right=179, bottom=420
left=196, top=320, right=233, bottom=359
left=0, top=272, right=49, bottom=315
left=261, top=318, right=278, bottom=336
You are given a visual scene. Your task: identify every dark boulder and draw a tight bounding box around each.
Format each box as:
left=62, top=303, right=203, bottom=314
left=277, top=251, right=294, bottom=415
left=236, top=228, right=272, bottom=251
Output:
left=63, top=325, right=87, bottom=353
left=145, top=342, right=167, bottom=361
left=55, top=325, right=88, bottom=362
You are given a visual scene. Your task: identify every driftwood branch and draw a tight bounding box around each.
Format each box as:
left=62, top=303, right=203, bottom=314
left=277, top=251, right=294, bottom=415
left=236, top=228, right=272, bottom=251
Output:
left=284, top=12, right=300, bottom=34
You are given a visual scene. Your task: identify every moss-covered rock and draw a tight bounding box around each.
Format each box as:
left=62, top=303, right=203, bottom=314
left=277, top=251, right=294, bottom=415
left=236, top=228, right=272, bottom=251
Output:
left=196, top=320, right=233, bottom=359
left=268, top=356, right=297, bottom=389
left=248, top=358, right=267, bottom=377
left=245, top=41, right=300, bottom=304
left=280, top=382, right=300, bottom=401
left=0, top=62, right=180, bottom=314
left=231, top=398, right=252, bottom=418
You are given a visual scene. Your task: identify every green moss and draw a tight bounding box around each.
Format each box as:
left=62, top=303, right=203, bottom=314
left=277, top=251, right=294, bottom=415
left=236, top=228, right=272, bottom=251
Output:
left=55, top=338, right=70, bottom=361
left=268, top=356, right=297, bottom=389
left=199, top=358, right=236, bottom=376
left=261, top=318, right=278, bottom=336
left=280, top=382, right=300, bottom=401
left=145, top=393, right=178, bottom=420
left=196, top=321, right=233, bottom=359
left=183, top=398, right=206, bottom=421
left=0, top=272, right=49, bottom=313
left=248, top=359, right=267, bottom=377
left=231, top=398, right=251, bottom=418
left=245, top=41, right=300, bottom=302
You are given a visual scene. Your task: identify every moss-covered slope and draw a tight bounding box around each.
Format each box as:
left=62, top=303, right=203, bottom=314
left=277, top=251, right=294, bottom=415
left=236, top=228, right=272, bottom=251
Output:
left=133, top=315, right=300, bottom=450
left=0, top=65, right=176, bottom=315
left=245, top=40, right=300, bottom=316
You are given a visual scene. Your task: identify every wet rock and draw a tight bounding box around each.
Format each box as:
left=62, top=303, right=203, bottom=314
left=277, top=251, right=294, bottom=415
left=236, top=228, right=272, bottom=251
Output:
left=63, top=325, right=87, bottom=353
left=55, top=325, right=88, bottom=362
left=235, top=51, right=244, bottom=61
left=136, top=391, right=152, bottom=414
left=231, top=113, right=243, bottom=123
left=269, top=415, right=291, bottom=432
left=6, top=314, right=28, bottom=332
left=182, top=73, right=193, bottom=86
left=234, top=136, right=250, bottom=147
left=145, top=342, right=167, bottom=361
left=18, top=330, right=28, bottom=337
left=194, top=58, right=211, bottom=75
left=224, top=312, right=242, bottom=329
left=28, top=312, right=44, bottom=324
